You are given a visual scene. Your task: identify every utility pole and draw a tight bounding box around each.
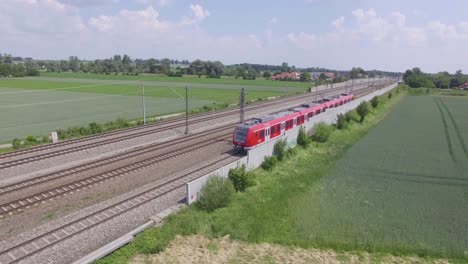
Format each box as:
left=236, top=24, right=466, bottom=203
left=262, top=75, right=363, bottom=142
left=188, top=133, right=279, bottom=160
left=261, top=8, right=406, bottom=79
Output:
left=351, top=79, right=354, bottom=93
left=185, top=86, right=189, bottom=135
left=240, top=88, right=245, bottom=124
left=141, top=82, right=146, bottom=125
left=315, top=80, right=318, bottom=101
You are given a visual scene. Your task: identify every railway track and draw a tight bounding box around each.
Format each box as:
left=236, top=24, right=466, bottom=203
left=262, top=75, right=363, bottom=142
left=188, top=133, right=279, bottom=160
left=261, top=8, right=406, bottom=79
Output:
left=0, top=81, right=396, bottom=263
left=0, top=153, right=241, bottom=264
left=0, top=126, right=233, bottom=217
left=0, top=83, right=372, bottom=169
left=0, top=82, right=394, bottom=217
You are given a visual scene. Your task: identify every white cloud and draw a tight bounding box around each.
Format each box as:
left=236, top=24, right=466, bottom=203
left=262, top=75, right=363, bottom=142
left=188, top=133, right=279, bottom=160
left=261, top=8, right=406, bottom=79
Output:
left=190, top=4, right=210, bottom=21
left=390, top=11, right=406, bottom=27
left=331, top=16, right=344, bottom=30
left=88, top=6, right=172, bottom=35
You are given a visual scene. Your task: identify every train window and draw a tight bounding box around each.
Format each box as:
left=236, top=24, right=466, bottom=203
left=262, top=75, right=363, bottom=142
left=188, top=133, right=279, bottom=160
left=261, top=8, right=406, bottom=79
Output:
left=276, top=124, right=280, bottom=131
left=308, top=112, right=313, bottom=118
left=260, top=130, right=265, bottom=138
left=271, top=126, right=275, bottom=135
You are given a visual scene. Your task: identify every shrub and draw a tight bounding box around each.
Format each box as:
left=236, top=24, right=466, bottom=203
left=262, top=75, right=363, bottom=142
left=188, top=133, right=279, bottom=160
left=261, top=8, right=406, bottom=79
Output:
left=356, top=101, right=370, bottom=123
left=297, top=127, right=309, bottom=147
left=197, top=176, right=235, bottom=212
left=344, top=111, right=356, bottom=123
left=25, top=135, right=38, bottom=145
left=273, top=139, right=287, bottom=161
left=311, top=122, right=334, bottom=143
left=336, top=113, right=347, bottom=130
left=388, top=92, right=392, bottom=99
left=228, top=165, right=255, bottom=192
left=41, top=136, right=50, bottom=143
left=261, top=156, right=277, bottom=171
left=12, top=138, right=21, bottom=149
left=89, top=122, right=103, bottom=134
left=370, top=96, right=379, bottom=108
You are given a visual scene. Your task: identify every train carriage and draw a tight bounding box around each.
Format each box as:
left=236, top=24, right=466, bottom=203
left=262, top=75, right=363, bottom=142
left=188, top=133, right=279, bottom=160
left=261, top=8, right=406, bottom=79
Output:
left=233, top=93, right=354, bottom=150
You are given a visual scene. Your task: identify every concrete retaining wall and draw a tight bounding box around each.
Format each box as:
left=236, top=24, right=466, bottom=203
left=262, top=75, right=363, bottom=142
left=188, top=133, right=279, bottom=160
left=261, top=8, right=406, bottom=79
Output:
left=186, top=83, right=397, bottom=203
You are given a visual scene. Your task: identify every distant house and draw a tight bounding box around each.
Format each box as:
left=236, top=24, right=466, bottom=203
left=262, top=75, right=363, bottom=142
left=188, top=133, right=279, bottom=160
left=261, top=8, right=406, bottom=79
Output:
left=271, top=72, right=301, bottom=81
left=458, top=82, right=468, bottom=90
left=323, top=72, right=336, bottom=79
left=310, top=71, right=336, bottom=80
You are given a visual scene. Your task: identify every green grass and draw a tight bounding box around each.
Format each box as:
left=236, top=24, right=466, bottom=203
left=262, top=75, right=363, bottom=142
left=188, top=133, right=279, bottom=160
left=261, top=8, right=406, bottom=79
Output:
left=0, top=146, right=13, bottom=153
left=98, top=88, right=460, bottom=264
left=39, top=71, right=311, bottom=88
left=0, top=79, right=288, bottom=103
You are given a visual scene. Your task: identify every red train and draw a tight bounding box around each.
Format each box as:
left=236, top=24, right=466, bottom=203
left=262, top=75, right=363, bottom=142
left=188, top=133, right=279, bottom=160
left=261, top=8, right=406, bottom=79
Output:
left=233, top=93, right=354, bottom=150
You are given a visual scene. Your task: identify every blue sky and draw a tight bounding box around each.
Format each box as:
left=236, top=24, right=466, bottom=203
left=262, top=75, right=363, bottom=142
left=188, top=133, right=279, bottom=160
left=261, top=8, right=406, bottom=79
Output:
left=2, top=0, right=468, bottom=73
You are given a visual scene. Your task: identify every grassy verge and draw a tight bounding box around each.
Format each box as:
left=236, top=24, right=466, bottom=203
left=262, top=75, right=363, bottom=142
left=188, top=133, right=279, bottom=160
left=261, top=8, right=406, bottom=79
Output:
left=96, top=86, right=462, bottom=264
left=0, top=146, right=13, bottom=154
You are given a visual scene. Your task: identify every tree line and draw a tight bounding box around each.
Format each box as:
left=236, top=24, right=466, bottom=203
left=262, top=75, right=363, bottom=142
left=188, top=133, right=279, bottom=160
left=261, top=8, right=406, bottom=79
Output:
left=403, top=68, right=467, bottom=88
left=1, top=53, right=403, bottom=81
left=0, top=55, right=39, bottom=77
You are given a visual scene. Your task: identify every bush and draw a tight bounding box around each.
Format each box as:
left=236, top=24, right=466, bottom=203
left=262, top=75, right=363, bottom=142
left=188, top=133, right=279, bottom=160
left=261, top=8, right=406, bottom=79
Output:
left=297, top=127, right=309, bottom=147
left=336, top=113, right=347, bottom=130
left=311, top=122, right=334, bottom=143
left=388, top=92, right=392, bottom=99
left=356, top=101, right=370, bottom=123
left=197, top=176, right=235, bottom=212
left=370, top=96, right=379, bottom=108
left=41, top=136, right=50, bottom=143
left=228, top=165, right=255, bottom=192
left=89, top=122, right=103, bottom=134
left=273, top=139, right=287, bottom=161
left=344, top=111, right=356, bottom=123
left=12, top=138, right=21, bottom=149
left=261, top=156, right=277, bottom=171
left=25, top=135, right=38, bottom=145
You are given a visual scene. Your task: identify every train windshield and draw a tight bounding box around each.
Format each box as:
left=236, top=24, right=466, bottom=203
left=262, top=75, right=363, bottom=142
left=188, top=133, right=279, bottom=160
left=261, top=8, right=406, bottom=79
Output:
left=234, top=127, right=249, bottom=143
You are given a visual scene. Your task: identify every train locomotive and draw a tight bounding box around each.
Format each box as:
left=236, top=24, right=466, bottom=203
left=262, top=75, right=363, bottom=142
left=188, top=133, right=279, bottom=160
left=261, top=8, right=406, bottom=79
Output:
left=233, top=93, right=354, bottom=150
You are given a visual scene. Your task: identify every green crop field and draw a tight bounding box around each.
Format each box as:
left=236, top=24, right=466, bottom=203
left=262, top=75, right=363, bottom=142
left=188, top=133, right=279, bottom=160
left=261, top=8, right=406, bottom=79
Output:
left=39, top=71, right=311, bottom=89
left=0, top=77, right=297, bottom=143
left=294, top=95, right=468, bottom=257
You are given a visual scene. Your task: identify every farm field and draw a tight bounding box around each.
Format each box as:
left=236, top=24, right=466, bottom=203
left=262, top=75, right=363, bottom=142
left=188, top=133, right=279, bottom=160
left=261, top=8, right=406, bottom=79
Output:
left=0, top=78, right=291, bottom=142
left=39, top=71, right=311, bottom=89
left=294, top=95, right=468, bottom=257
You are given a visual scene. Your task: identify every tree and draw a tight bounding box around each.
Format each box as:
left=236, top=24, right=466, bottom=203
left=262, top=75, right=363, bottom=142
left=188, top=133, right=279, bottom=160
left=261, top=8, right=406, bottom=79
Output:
left=228, top=165, right=255, bottom=192
left=69, top=56, right=80, bottom=72
left=350, top=67, right=366, bottom=79
left=59, top=60, right=69, bottom=72
left=356, top=101, right=370, bottom=123
left=297, top=127, right=309, bottom=147
left=300, top=72, right=311, bottom=82
left=262, top=71, right=271, bottom=79
left=370, top=96, right=379, bottom=108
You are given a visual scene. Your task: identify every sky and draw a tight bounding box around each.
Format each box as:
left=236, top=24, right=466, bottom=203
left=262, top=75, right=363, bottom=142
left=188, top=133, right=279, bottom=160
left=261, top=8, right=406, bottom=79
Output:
left=2, top=0, right=468, bottom=73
